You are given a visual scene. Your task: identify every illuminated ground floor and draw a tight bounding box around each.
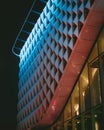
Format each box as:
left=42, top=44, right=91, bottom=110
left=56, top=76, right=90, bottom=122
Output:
left=32, top=27, right=104, bottom=130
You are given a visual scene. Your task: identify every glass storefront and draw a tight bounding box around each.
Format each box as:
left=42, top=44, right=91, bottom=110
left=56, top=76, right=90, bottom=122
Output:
left=50, top=28, right=104, bottom=130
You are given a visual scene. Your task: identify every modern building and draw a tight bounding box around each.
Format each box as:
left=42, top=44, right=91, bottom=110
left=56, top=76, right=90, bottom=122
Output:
left=12, top=0, right=104, bottom=130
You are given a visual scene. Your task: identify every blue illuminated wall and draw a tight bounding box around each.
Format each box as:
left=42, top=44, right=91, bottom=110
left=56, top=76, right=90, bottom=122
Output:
left=17, top=0, right=94, bottom=130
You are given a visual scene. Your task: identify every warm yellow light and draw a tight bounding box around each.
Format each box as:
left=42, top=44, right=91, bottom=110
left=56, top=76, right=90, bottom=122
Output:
left=92, top=68, right=97, bottom=78
left=82, top=91, right=85, bottom=97
left=81, top=75, right=88, bottom=84
left=74, top=104, right=79, bottom=115
left=95, top=121, right=99, bottom=130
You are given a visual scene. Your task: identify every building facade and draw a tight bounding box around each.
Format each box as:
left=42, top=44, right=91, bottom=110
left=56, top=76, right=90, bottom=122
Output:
left=50, top=27, right=104, bottom=130
left=12, top=0, right=104, bottom=130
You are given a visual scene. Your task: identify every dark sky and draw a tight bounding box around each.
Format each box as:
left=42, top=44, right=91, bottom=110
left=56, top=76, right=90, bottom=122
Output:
left=0, top=0, right=33, bottom=129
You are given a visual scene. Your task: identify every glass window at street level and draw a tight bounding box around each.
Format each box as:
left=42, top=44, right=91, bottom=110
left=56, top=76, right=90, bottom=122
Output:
left=88, top=44, right=101, bottom=107
left=98, top=28, right=104, bottom=54
left=72, top=83, right=79, bottom=117
left=79, top=64, right=90, bottom=112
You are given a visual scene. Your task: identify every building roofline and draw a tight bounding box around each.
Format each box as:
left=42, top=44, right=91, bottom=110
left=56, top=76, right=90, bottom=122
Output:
left=12, top=0, right=47, bottom=57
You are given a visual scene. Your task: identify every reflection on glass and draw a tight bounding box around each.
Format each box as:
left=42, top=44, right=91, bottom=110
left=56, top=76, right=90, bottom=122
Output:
left=89, top=59, right=101, bottom=106
left=80, top=64, right=90, bottom=112
left=72, top=83, right=79, bottom=117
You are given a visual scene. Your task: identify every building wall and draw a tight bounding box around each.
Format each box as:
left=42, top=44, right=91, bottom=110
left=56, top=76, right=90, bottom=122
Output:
left=50, top=27, right=104, bottom=130
left=16, top=0, right=104, bottom=129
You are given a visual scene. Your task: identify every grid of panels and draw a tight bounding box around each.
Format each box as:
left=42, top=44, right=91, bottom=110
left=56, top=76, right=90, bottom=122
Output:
left=17, top=0, right=95, bottom=130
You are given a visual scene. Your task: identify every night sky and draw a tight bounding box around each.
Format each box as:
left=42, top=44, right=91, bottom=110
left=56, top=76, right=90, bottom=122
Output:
left=0, top=1, right=33, bottom=129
